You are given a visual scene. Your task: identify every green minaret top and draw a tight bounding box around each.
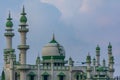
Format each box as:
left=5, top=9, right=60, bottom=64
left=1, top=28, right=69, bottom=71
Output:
left=6, top=12, right=13, bottom=27
left=49, top=34, right=58, bottom=43
left=20, top=6, right=27, bottom=23
left=96, top=44, right=100, bottom=50
left=86, top=53, right=91, bottom=63
left=108, top=42, right=112, bottom=48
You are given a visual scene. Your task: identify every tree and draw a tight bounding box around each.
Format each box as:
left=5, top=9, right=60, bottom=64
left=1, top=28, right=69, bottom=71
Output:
left=1, top=70, right=5, bottom=80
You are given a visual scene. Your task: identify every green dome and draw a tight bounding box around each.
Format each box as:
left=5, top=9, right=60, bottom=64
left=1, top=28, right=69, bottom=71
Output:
left=20, top=15, right=27, bottom=23
left=6, top=20, right=13, bottom=27
left=108, top=43, right=112, bottom=48
left=96, top=45, right=100, bottom=50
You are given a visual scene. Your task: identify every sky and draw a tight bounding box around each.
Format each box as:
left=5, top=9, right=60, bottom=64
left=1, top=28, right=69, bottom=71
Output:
left=0, top=0, right=120, bottom=76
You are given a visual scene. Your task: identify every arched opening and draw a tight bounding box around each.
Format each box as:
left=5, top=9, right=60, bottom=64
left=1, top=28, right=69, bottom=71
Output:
left=42, top=72, right=49, bottom=80
left=43, top=75, right=48, bottom=80
left=28, top=72, right=36, bottom=80
left=58, top=72, right=65, bottom=80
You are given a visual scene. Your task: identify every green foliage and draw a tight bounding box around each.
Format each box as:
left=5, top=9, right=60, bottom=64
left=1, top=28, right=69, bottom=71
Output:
left=1, top=71, right=5, bottom=80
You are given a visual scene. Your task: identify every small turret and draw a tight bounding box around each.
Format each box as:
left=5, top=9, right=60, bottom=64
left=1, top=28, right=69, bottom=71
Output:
left=109, top=56, right=114, bottom=79
left=86, top=53, right=91, bottom=80
left=93, top=58, right=96, bottom=74
left=102, top=59, right=106, bottom=67
left=96, top=45, right=100, bottom=66
left=36, top=55, right=40, bottom=65
left=93, top=58, right=96, bottom=66
left=68, top=57, right=74, bottom=66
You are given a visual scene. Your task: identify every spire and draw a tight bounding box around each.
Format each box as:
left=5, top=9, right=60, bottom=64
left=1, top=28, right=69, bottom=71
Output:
left=21, top=5, right=26, bottom=15
left=8, top=11, right=12, bottom=20
left=36, top=53, right=40, bottom=64
left=93, top=57, right=96, bottom=66
left=49, top=34, right=57, bottom=43
left=69, top=57, right=74, bottom=66
left=53, top=33, right=55, bottom=41
left=108, top=42, right=112, bottom=48
left=6, top=11, right=13, bottom=27
left=20, top=6, right=27, bottom=23
left=103, top=59, right=106, bottom=67
left=96, top=44, right=100, bottom=50
left=86, top=53, right=91, bottom=63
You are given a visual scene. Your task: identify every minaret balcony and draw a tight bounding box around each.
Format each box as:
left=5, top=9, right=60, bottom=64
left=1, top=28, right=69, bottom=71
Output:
left=109, top=69, right=114, bottom=72
left=4, top=33, right=14, bottom=37
left=18, top=28, right=29, bottom=32
left=16, top=64, right=30, bottom=70
left=4, top=49, right=15, bottom=53
left=18, top=45, right=29, bottom=50
left=86, top=68, right=92, bottom=72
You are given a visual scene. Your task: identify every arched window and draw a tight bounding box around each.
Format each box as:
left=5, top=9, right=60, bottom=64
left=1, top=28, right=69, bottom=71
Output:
left=59, top=75, right=64, bottom=80
left=75, top=71, right=86, bottom=80
left=76, top=75, right=79, bottom=80
left=58, top=72, right=65, bottom=80
left=15, top=72, right=17, bottom=80
left=28, top=72, right=36, bottom=80
left=43, top=75, right=48, bottom=80
left=42, top=72, right=49, bottom=80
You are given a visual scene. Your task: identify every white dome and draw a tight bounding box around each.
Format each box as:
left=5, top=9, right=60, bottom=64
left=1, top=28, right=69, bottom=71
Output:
left=42, top=37, right=65, bottom=57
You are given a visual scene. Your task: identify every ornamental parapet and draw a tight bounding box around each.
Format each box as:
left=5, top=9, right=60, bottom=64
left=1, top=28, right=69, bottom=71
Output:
left=4, top=49, right=15, bottom=53
left=109, top=68, right=114, bottom=72
left=18, top=28, right=29, bottom=32
left=16, top=64, right=30, bottom=70
left=18, top=45, right=29, bottom=50
left=4, top=33, right=14, bottom=37
left=86, top=68, right=92, bottom=72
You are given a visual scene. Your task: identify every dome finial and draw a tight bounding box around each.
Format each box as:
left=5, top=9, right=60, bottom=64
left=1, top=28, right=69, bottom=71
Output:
left=96, top=44, right=100, bottom=50
left=7, top=11, right=12, bottom=20
left=53, top=33, right=55, bottom=40
left=20, top=5, right=27, bottom=23
left=21, top=5, right=26, bottom=15
left=108, top=42, right=112, bottom=48
left=6, top=11, right=13, bottom=27
left=49, top=33, right=57, bottom=43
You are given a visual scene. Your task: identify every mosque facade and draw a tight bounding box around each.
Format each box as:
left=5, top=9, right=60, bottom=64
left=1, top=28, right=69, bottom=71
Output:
left=2, top=7, right=114, bottom=80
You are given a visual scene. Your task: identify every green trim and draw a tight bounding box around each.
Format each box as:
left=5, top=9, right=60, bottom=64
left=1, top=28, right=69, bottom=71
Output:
left=6, top=12, right=13, bottom=27
left=57, top=72, right=65, bottom=76
left=96, top=45, right=100, bottom=50
left=108, top=42, right=112, bottom=48
left=28, top=72, right=36, bottom=76
left=42, top=72, right=49, bottom=76
left=42, top=56, right=65, bottom=60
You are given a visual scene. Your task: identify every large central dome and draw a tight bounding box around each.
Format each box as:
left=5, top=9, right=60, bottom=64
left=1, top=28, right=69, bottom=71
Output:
left=42, top=35, right=65, bottom=60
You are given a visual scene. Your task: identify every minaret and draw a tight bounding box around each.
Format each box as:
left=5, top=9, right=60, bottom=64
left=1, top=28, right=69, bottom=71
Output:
left=102, top=59, right=106, bottom=67
left=18, top=6, right=29, bottom=80
left=92, top=58, right=96, bottom=75
left=4, top=12, right=15, bottom=64
left=18, top=6, right=29, bottom=64
left=108, top=42, right=112, bottom=66
left=96, top=45, right=100, bottom=66
left=68, top=57, right=74, bottom=80
left=51, top=56, right=54, bottom=80
left=86, top=53, right=91, bottom=80
left=108, top=43, right=114, bottom=79
left=4, top=12, right=15, bottom=80
left=109, top=56, right=114, bottom=79
left=36, top=54, right=41, bottom=80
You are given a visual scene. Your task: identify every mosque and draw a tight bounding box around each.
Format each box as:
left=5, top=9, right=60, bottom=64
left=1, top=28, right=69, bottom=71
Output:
left=2, top=7, right=115, bottom=80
